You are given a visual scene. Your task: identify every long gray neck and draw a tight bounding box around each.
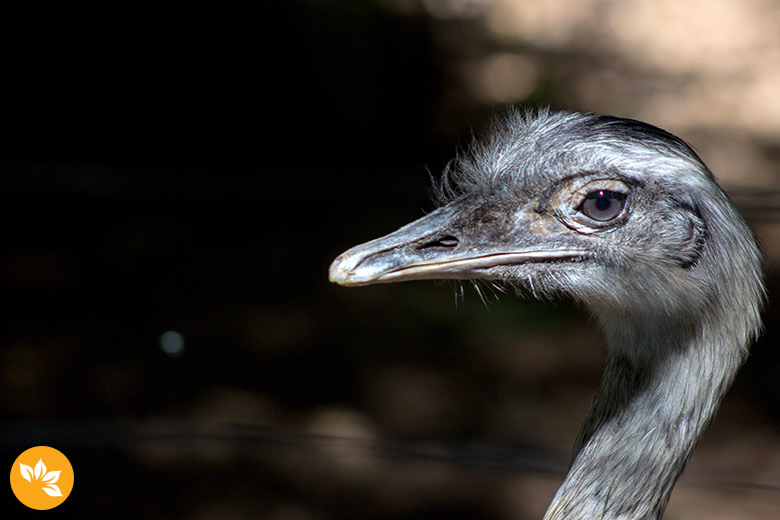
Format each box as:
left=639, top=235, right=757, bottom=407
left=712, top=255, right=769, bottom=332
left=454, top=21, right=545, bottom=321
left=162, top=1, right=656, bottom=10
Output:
left=543, top=316, right=746, bottom=520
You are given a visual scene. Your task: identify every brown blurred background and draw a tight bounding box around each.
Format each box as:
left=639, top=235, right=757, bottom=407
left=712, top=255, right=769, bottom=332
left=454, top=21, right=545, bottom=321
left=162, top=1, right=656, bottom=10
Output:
left=2, top=1, right=779, bottom=518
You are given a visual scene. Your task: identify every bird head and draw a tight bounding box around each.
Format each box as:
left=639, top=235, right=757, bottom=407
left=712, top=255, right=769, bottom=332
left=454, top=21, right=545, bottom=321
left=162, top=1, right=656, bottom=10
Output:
left=329, top=109, right=763, bottom=343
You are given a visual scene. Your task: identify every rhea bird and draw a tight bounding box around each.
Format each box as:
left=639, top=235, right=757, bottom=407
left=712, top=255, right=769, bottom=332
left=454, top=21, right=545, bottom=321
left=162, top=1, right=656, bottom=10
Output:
left=329, top=109, right=764, bottom=519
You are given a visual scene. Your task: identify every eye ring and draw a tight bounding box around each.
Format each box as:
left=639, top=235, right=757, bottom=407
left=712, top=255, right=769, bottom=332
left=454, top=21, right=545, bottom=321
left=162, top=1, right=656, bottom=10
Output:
left=579, top=190, right=627, bottom=222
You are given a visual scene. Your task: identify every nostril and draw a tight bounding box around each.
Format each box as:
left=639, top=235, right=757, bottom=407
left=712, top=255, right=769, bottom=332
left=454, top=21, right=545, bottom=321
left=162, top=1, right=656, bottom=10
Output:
left=419, top=235, right=459, bottom=249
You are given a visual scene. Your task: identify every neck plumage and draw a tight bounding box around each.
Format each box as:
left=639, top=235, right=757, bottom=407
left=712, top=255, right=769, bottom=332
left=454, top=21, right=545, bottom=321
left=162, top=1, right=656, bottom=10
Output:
left=543, top=313, right=748, bottom=520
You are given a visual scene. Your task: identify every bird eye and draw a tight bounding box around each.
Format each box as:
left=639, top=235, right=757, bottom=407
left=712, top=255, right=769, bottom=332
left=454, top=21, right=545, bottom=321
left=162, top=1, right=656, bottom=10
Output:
left=579, top=190, right=626, bottom=222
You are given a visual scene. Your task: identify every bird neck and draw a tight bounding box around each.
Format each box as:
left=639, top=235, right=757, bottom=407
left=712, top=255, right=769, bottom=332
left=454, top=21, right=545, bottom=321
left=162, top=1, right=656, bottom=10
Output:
left=544, top=315, right=746, bottom=520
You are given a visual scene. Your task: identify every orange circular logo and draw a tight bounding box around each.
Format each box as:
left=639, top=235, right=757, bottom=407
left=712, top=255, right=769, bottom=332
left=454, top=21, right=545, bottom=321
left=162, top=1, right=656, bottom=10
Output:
left=10, top=446, right=74, bottom=510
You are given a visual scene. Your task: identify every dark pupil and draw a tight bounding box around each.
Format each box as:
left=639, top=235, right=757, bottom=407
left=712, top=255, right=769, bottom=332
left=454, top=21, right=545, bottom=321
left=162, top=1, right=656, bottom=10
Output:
left=595, top=191, right=611, bottom=210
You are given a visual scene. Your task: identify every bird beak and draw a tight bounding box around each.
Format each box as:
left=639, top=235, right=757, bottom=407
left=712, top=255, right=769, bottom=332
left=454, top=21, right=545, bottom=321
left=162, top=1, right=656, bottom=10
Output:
left=329, top=200, right=585, bottom=286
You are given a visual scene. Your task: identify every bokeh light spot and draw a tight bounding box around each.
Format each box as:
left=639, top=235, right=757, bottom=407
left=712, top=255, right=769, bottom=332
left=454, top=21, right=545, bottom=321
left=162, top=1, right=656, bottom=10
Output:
left=159, top=330, right=185, bottom=357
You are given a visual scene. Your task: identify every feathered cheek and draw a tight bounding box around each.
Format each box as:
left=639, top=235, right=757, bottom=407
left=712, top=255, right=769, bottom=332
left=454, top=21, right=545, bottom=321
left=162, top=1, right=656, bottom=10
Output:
left=656, top=209, right=706, bottom=268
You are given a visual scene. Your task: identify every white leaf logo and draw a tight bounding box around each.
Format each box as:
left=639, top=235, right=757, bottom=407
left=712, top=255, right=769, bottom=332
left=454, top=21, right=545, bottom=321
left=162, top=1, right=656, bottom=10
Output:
left=20, top=463, right=33, bottom=482
left=34, top=459, right=46, bottom=479
left=43, top=484, right=63, bottom=497
left=42, top=470, right=60, bottom=483
left=19, top=458, right=63, bottom=497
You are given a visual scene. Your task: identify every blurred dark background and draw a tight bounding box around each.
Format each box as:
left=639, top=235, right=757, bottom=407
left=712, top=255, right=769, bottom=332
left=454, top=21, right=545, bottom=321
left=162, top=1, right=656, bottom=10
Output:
left=2, top=2, right=780, bottom=519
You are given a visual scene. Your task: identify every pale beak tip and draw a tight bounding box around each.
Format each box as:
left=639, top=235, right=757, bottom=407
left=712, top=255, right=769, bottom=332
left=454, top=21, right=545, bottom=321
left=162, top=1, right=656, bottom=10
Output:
left=328, top=256, right=349, bottom=285
left=329, top=254, right=364, bottom=286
